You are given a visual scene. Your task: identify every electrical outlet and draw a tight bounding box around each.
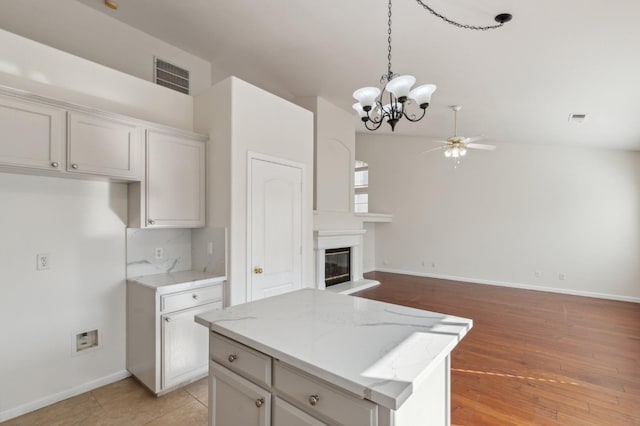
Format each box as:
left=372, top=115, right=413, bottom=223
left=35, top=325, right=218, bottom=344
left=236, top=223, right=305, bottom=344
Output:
left=36, top=253, right=50, bottom=270
left=383, top=259, right=389, bottom=265
left=558, top=273, right=566, bottom=280
left=208, top=242, right=214, bottom=255
left=534, top=271, right=542, bottom=278
left=431, top=262, right=436, bottom=268
left=155, top=247, right=163, bottom=259
left=421, top=260, right=425, bottom=266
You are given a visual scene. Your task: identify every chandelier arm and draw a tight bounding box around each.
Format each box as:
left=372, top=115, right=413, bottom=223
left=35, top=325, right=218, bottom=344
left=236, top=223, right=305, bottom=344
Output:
left=364, top=118, right=384, bottom=131
left=402, top=106, right=427, bottom=122
left=414, top=0, right=507, bottom=31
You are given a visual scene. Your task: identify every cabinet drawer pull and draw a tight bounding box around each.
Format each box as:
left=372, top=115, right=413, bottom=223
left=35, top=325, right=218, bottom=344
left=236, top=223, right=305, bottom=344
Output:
left=255, top=398, right=264, bottom=408
left=148, top=219, right=155, bottom=225
left=308, top=394, right=320, bottom=406
left=192, top=294, right=199, bottom=300
left=51, top=162, right=59, bottom=168
left=228, top=354, right=237, bottom=363
left=164, top=317, right=172, bottom=322
left=71, top=163, right=79, bottom=169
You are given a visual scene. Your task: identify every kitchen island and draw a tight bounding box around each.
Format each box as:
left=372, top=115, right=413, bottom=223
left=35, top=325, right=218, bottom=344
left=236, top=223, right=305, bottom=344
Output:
left=196, top=288, right=472, bottom=426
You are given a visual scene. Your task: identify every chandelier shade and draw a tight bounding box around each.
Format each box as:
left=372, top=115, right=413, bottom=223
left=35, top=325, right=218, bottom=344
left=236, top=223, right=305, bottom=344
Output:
left=352, top=87, right=381, bottom=111
left=385, top=75, right=416, bottom=101
left=408, top=84, right=437, bottom=108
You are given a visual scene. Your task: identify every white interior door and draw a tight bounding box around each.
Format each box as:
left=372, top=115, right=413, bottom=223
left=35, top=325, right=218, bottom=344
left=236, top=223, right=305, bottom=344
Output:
left=249, top=157, right=303, bottom=301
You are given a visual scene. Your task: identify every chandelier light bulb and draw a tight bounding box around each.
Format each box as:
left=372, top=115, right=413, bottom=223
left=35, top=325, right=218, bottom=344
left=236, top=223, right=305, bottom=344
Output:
left=460, top=148, right=467, bottom=156
left=444, top=149, right=452, bottom=158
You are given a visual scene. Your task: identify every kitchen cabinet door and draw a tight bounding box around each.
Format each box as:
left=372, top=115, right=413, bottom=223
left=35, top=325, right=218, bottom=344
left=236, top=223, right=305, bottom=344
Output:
left=161, top=303, right=215, bottom=389
left=210, top=361, right=271, bottom=426
left=0, top=95, right=64, bottom=171
left=146, top=129, right=205, bottom=227
left=67, top=112, right=141, bottom=180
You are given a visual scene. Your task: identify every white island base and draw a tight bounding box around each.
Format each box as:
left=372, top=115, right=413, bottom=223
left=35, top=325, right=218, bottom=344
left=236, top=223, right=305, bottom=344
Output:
left=196, top=289, right=472, bottom=426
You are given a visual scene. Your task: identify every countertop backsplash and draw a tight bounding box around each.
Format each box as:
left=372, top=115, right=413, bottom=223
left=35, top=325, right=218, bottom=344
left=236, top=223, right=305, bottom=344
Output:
left=126, top=227, right=227, bottom=279
left=126, top=228, right=192, bottom=277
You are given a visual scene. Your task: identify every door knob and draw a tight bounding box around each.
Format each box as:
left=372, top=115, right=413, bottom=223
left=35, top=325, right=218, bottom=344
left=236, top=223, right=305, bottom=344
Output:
left=253, top=267, right=263, bottom=274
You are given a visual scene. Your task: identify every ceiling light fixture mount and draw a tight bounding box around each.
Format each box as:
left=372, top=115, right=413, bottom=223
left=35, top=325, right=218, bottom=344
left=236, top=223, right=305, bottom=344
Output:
left=353, top=0, right=512, bottom=132
left=104, top=0, right=119, bottom=10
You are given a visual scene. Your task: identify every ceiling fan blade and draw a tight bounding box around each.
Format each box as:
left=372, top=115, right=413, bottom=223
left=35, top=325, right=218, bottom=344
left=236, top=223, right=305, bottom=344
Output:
left=467, top=143, right=497, bottom=151
left=465, top=135, right=487, bottom=143
left=429, top=139, right=450, bottom=145
left=418, top=146, right=445, bottom=155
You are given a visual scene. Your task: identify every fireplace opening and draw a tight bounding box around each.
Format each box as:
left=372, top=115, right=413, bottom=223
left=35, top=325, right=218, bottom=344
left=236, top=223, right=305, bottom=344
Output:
left=325, top=247, right=351, bottom=287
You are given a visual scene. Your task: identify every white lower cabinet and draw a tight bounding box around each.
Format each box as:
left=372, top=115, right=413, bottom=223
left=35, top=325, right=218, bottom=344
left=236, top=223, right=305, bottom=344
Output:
left=274, top=397, right=328, bottom=426
left=210, top=361, right=271, bottom=426
left=162, top=304, right=214, bottom=390
left=127, top=278, right=224, bottom=394
left=208, top=332, right=377, bottom=426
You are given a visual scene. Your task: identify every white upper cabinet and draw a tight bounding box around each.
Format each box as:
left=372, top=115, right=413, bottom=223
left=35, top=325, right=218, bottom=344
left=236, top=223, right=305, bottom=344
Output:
left=146, top=129, right=206, bottom=228
left=0, top=95, right=64, bottom=171
left=67, top=112, right=141, bottom=180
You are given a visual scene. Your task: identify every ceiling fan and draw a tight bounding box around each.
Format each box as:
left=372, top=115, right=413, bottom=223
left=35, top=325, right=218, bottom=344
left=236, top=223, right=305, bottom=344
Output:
left=421, top=105, right=496, bottom=159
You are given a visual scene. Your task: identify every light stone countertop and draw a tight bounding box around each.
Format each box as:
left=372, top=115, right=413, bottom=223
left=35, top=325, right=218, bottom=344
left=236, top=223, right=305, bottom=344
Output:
left=127, top=270, right=226, bottom=294
left=196, top=288, right=472, bottom=410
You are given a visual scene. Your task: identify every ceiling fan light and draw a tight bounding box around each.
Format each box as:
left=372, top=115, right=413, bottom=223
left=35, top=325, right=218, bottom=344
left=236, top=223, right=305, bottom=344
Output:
left=385, top=75, right=416, bottom=102
left=353, top=87, right=381, bottom=111
left=460, top=148, right=467, bottom=156
left=408, top=84, right=437, bottom=108
left=444, top=149, right=452, bottom=158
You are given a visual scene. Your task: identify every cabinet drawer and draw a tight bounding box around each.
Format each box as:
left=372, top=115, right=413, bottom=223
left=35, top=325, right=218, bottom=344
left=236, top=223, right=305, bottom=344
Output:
left=274, top=362, right=377, bottom=426
left=161, top=284, right=222, bottom=313
left=210, top=333, right=271, bottom=387
left=274, top=397, right=328, bottom=426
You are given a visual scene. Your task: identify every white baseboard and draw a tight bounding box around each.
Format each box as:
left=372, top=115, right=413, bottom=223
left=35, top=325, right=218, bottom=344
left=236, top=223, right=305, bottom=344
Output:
left=0, top=370, right=131, bottom=422
left=374, top=267, right=640, bottom=304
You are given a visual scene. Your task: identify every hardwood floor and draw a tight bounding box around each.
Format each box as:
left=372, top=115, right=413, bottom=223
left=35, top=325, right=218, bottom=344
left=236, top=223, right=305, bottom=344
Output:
left=358, top=271, right=640, bottom=426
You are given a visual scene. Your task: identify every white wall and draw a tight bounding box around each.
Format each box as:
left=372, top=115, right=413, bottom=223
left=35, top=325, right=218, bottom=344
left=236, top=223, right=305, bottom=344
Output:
left=0, top=0, right=211, bottom=95
left=0, top=173, right=128, bottom=420
left=357, top=134, right=640, bottom=302
left=194, top=77, right=314, bottom=306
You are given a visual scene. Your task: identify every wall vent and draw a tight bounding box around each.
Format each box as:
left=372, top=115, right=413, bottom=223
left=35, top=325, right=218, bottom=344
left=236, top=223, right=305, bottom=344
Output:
left=154, top=57, right=190, bottom=95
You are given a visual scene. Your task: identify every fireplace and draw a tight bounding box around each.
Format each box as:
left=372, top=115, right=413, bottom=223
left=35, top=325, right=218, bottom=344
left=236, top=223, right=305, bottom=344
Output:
left=324, top=247, right=351, bottom=287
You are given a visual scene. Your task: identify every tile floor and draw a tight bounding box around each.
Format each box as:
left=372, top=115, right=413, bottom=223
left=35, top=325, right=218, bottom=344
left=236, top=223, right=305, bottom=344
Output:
left=3, top=377, right=208, bottom=426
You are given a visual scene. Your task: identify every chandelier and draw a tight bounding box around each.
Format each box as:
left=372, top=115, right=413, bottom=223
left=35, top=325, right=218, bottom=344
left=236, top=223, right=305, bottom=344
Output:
left=352, top=0, right=512, bottom=132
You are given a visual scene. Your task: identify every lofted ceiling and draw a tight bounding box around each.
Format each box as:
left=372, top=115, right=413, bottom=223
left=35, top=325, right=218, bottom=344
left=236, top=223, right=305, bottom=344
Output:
left=70, top=1, right=640, bottom=150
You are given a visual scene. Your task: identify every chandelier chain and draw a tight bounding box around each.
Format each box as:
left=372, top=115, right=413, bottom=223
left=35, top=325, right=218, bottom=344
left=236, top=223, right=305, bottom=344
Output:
left=414, top=0, right=505, bottom=31
left=387, top=0, right=393, bottom=79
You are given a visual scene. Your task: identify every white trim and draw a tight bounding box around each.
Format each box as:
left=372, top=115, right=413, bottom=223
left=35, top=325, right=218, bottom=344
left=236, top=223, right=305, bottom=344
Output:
left=374, top=268, right=640, bottom=304
left=246, top=151, right=306, bottom=302
left=0, top=370, right=131, bottom=422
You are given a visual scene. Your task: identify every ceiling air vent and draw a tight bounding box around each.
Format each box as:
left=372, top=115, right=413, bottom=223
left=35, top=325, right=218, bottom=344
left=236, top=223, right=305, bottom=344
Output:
left=154, top=57, right=190, bottom=95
